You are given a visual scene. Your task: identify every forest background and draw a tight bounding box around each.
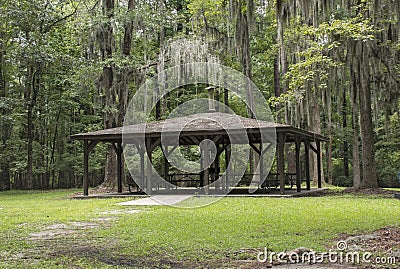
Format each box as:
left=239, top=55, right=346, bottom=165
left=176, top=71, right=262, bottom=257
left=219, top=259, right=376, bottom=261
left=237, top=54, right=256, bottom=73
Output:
left=0, top=0, right=399, bottom=191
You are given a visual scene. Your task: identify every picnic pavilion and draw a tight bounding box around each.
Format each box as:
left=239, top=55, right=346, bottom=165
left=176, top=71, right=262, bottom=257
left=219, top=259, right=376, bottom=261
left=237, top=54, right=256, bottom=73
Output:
left=71, top=111, right=327, bottom=196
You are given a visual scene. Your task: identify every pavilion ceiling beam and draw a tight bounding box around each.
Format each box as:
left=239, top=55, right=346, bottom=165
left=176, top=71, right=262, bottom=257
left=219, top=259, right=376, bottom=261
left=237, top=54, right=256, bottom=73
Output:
left=249, top=143, right=261, bottom=155
left=87, top=140, right=98, bottom=154
left=191, top=136, right=202, bottom=145
left=181, top=136, right=194, bottom=145
left=262, top=143, right=273, bottom=155
left=247, top=133, right=258, bottom=143
left=212, top=134, right=222, bottom=144
left=309, top=143, right=318, bottom=154
left=168, top=145, right=178, bottom=155
left=149, top=137, right=161, bottom=152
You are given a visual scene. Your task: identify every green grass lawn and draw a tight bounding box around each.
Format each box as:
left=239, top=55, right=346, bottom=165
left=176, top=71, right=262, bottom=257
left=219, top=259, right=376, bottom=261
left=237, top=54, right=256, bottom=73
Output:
left=0, top=189, right=399, bottom=268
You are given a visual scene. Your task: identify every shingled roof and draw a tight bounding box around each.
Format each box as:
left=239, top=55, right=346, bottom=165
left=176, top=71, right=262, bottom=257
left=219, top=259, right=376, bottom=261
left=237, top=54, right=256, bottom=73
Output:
left=71, top=112, right=327, bottom=143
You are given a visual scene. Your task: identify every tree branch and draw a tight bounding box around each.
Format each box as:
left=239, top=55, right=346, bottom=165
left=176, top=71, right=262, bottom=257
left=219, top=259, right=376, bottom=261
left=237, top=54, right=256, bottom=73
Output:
left=42, top=1, right=82, bottom=33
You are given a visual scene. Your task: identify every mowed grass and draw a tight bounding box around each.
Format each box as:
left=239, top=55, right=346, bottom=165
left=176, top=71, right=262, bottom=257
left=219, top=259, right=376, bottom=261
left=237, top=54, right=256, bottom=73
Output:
left=109, top=195, right=400, bottom=260
left=0, top=190, right=400, bottom=268
left=0, top=190, right=131, bottom=268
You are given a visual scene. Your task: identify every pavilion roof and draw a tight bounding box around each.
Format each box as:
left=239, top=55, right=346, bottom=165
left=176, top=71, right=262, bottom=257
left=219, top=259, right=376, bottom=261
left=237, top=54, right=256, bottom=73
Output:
left=71, top=112, right=327, bottom=143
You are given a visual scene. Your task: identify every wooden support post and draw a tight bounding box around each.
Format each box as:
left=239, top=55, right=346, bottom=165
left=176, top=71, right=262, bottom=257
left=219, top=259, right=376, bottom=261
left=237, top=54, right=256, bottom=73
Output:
left=204, top=157, right=210, bottom=194
left=259, top=142, right=264, bottom=188
left=305, top=140, right=311, bottom=191
left=116, top=141, right=123, bottom=193
left=163, top=146, right=169, bottom=190
left=224, top=143, right=231, bottom=192
left=139, top=146, right=145, bottom=192
left=317, top=141, right=322, bottom=189
left=146, top=138, right=153, bottom=195
left=83, top=140, right=89, bottom=196
left=295, top=139, right=301, bottom=192
left=277, top=133, right=286, bottom=195
left=199, top=146, right=204, bottom=188
left=213, top=144, right=221, bottom=190
left=215, top=88, right=220, bottom=112
left=202, top=138, right=210, bottom=194
left=224, top=88, right=229, bottom=112
left=211, top=160, right=216, bottom=190
left=82, top=141, right=98, bottom=196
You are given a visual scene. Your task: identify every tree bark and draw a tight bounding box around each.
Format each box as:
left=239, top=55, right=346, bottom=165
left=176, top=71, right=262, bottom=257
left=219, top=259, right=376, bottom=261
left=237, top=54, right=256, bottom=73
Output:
left=342, top=88, right=349, bottom=178
left=326, top=87, right=333, bottom=185
left=0, top=46, right=10, bottom=190
left=100, top=0, right=135, bottom=191
left=358, top=42, right=378, bottom=189
left=234, top=1, right=255, bottom=174
left=308, top=87, right=324, bottom=185
left=99, top=0, right=118, bottom=190
left=276, top=0, right=288, bottom=123
left=26, top=66, right=40, bottom=190
left=349, top=42, right=361, bottom=188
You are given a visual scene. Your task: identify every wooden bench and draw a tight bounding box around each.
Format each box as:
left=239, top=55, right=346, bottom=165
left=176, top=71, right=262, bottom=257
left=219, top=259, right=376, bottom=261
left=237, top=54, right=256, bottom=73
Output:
left=168, top=173, right=202, bottom=188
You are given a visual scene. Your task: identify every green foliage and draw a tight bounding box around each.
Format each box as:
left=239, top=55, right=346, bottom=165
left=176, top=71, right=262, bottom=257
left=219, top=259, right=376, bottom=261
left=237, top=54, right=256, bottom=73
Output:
left=375, top=112, right=400, bottom=187
left=278, top=14, right=375, bottom=103
left=0, top=0, right=399, bottom=190
left=331, top=158, right=352, bottom=187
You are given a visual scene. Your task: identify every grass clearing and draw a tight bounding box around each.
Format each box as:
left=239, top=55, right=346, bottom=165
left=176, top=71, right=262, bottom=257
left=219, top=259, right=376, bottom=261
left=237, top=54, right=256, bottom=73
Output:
left=0, top=190, right=399, bottom=268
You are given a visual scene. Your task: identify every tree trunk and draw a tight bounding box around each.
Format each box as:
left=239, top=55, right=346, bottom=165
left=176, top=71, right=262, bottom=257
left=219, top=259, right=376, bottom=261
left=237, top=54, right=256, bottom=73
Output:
left=358, top=42, right=378, bottom=189
left=100, top=0, right=135, bottom=191
left=326, top=88, right=333, bottom=185
left=235, top=1, right=255, bottom=174
left=99, top=0, right=118, bottom=190
left=273, top=56, right=281, bottom=105
left=342, top=88, right=349, bottom=178
left=349, top=44, right=361, bottom=188
left=26, top=66, right=40, bottom=190
left=308, top=87, right=324, bottom=185
left=276, top=0, right=288, bottom=123
left=0, top=47, right=10, bottom=190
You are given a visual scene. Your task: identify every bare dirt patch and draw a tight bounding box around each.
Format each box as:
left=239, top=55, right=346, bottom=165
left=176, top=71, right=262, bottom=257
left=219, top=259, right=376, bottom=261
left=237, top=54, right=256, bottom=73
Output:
left=332, top=227, right=400, bottom=259
left=28, top=221, right=101, bottom=240
left=27, top=208, right=142, bottom=241
left=341, top=188, right=400, bottom=196
left=305, top=188, right=400, bottom=198
left=231, top=227, right=400, bottom=269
